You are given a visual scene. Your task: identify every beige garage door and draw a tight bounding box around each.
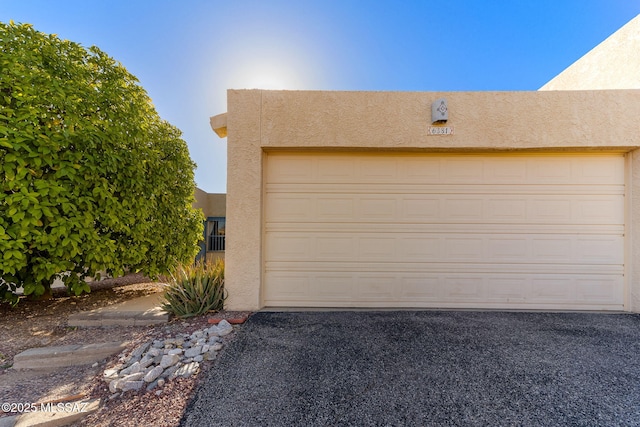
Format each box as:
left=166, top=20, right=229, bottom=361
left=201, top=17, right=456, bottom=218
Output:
left=264, top=152, right=625, bottom=310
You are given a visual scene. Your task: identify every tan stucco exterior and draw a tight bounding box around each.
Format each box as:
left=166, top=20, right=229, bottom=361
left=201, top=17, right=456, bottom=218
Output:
left=257, top=90, right=639, bottom=150
left=221, top=89, right=640, bottom=311
left=215, top=15, right=640, bottom=311
left=541, top=14, right=640, bottom=90
left=193, top=188, right=226, bottom=218
left=210, top=113, right=228, bottom=138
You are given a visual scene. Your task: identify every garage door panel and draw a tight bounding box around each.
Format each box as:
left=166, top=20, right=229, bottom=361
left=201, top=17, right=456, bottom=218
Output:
left=266, top=153, right=624, bottom=185
left=404, top=158, right=442, bottom=180
left=267, top=222, right=624, bottom=235
left=580, top=277, right=624, bottom=303
left=317, top=236, right=355, bottom=259
left=445, top=238, right=484, bottom=259
left=266, top=231, right=624, bottom=265
left=317, top=196, right=355, bottom=218
left=360, top=197, right=397, bottom=219
left=266, top=235, right=312, bottom=260
left=531, top=277, right=574, bottom=301
left=530, top=199, right=572, bottom=221
left=577, top=198, right=625, bottom=222
left=487, top=199, right=528, bottom=220
left=265, top=262, right=623, bottom=276
left=576, top=236, right=624, bottom=261
left=360, top=157, right=399, bottom=180
left=400, top=277, right=442, bottom=299
left=313, top=274, right=355, bottom=299
left=575, top=157, right=625, bottom=183
left=267, top=183, right=624, bottom=196
left=266, top=194, right=314, bottom=221
left=444, top=277, right=486, bottom=299
left=484, top=159, right=529, bottom=181
left=444, top=199, right=485, bottom=220
left=317, top=157, right=356, bottom=181
left=357, top=275, right=397, bottom=299
left=486, top=277, right=528, bottom=301
left=442, top=158, right=485, bottom=182
left=267, top=192, right=624, bottom=225
left=358, top=237, right=397, bottom=260
left=267, top=155, right=315, bottom=182
left=403, top=198, right=441, bottom=219
left=401, top=237, right=443, bottom=260
left=531, top=238, right=573, bottom=261
left=487, top=237, right=529, bottom=259
left=264, top=152, right=626, bottom=310
left=264, top=271, right=624, bottom=308
left=264, top=273, right=311, bottom=300
left=531, top=158, right=573, bottom=182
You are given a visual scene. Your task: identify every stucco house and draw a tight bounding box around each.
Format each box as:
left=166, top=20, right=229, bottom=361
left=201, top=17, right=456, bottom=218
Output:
left=211, top=14, right=640, bottom=312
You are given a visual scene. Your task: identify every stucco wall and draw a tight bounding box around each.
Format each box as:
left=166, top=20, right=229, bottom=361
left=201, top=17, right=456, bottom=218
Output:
left=225, top=89, right=640, bottom=311
left=225, top=91, right=263, bottom=310
left=193, top=188, right=226, bottom=218
left=540, top=14, right=640, bottom=90
left=260, top=90, right=640, bottom=150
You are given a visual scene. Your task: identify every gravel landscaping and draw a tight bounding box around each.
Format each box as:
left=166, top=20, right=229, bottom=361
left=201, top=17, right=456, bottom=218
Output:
left=105, top=320, right=233, bottom=395
left=182, top=311, right=640, bottom=426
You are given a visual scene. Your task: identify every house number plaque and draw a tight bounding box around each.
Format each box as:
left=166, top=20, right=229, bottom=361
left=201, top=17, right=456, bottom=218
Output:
left=427, top=126, right=454, bottom=135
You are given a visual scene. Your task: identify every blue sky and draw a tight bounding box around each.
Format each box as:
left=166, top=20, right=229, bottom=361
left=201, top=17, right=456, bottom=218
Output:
left=2, top=1, right=639, bottom=193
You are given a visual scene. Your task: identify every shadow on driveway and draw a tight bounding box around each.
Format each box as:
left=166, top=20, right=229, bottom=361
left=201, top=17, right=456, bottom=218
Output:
left=181, top=311, right=640, bottom=426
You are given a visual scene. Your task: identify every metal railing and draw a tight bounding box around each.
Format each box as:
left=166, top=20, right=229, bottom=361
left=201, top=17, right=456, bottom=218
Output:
left=208, top=235, right=225, bottom=251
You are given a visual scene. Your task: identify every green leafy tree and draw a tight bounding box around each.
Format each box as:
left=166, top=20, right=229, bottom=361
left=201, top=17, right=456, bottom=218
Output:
left=0, top=22, right=204, bottom=304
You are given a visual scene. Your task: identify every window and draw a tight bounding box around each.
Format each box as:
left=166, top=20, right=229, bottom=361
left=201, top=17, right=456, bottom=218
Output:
left=207, top=217, right=225, bottom=251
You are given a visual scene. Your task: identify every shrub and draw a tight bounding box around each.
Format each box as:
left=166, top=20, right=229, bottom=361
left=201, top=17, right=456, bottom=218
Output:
left=161, top=259, right=226, bottom=318
left=0, top=22, right=204, bottom=303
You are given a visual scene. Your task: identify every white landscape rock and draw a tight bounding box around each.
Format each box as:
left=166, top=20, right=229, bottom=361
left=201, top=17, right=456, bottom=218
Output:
left=104, top=322, right=236, bottom=393
left=161, top=364, right=181, bottom=380
left=121, top=372, right=145, bottom=382
left=175, top=362, right=200, bottom=378
left=129, top=361, right=142, bottom=374
left=130, top=342, right=151, bottom=359
left=103, top=368, right=119, bottom=380
left=109, top=380, right=119, bottom=393
left=144, top=365, right=164, bottom=383
left=216, top=319, right=233, bottom=336
left=184, top=346, right=202, bottom=359
left=160, top=354, right=181, bottom=369
left=121, top=380, right=145, bottom=392
left=140, top=356, right=155, bottom=369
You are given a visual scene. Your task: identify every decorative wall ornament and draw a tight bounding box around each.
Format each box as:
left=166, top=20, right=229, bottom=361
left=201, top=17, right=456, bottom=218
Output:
left=431, top=98, right=448, bottom=124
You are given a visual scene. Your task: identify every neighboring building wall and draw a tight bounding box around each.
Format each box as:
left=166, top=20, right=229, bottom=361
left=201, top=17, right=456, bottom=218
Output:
left=193, top=188, right=226, bottom=261
left=194, top=188, right=226, bottom=218
left=540, top=14, right=640, bottom=90
left=224, top=89, right=640, bottom=311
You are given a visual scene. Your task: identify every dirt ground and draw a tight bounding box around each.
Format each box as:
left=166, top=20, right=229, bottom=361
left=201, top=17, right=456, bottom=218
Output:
left=0, top=275, right=244, bottom=426
left=0, top=274, right=163, bottom=372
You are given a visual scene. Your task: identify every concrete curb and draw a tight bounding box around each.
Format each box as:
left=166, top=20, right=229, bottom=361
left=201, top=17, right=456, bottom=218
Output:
left=68, top=307, right=169, bottom=327
left=67, top=293, right=169, bottom=327
left=12, top=342, right=126, bottom=370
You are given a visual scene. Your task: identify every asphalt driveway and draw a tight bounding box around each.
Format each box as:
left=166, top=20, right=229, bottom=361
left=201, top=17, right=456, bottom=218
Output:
left=181, top=311, right=640, bottom=426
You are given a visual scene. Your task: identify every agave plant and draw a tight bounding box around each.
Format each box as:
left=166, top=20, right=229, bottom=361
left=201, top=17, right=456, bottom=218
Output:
left=161, top=259, right=226, bottom=318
